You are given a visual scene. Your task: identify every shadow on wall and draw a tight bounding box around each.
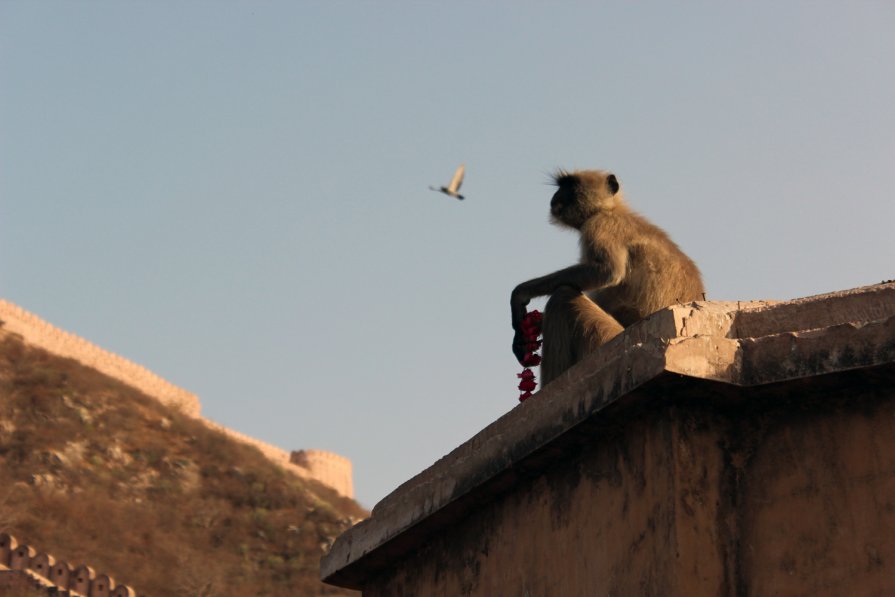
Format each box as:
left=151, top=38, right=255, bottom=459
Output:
left=0, top=532, right=135, bottom=596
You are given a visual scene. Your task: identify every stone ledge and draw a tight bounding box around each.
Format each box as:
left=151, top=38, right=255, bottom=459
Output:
left=321, top=282, right=895, bottom=589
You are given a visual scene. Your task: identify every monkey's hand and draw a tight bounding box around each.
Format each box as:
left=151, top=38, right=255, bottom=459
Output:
left=512, top=328, right=530, bottom=364
left=510, top=286, right=532, bottom=364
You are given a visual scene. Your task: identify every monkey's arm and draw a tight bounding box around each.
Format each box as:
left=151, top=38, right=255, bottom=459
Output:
left=511, top=264, right=603, bottom=317
left=511, top=252, right=626, bottom=364
left=511, top=250, right=626, bottom=322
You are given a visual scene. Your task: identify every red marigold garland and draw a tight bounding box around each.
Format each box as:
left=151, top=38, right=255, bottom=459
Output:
left=517, top=309, right=543, bottom=402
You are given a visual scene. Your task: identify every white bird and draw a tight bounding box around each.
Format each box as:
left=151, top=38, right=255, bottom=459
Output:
left=429, top=164, right=465, bottom=200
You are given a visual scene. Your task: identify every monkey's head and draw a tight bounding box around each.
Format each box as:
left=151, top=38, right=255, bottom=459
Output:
left=549, top=169, right=622, bottom=229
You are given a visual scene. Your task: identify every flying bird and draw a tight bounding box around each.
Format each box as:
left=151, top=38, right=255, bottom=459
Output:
left=429, top=164, right=465, bottom=200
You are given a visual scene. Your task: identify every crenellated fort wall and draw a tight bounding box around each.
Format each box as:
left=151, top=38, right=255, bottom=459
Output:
left=0, top=299, right=354, bottom=499
left=0, top=532, right=137, bottom=596
left=291, top=450, right=354, bottom=501
left=0, top=300, right=200, bottom=417
left=204, top=421, right=355, bottom=497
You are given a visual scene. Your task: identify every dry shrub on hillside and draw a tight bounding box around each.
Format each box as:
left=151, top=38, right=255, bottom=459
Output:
left=0, top=334, right=364, bottom=596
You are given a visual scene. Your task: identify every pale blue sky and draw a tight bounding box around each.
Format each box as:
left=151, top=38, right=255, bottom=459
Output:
left=2, top=2, right=894, bottom=507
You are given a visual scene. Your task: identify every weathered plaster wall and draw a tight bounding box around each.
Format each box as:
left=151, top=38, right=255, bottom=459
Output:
left=736, top=382, right=895, bottom=595
left=363, top=377, right=895, bottom=596
left=365, top=400, right=728, bottom=596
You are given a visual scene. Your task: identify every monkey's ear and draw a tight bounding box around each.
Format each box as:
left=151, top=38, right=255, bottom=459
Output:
left=607, top=173, right=620, bottom=195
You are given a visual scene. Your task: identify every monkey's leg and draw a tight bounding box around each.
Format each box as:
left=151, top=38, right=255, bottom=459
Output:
left=541, top=286, right=624, bottom=386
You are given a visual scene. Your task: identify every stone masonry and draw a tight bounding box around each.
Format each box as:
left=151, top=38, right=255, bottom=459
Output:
left=291, top=450, right=354, bottom=501
left=0, top=300, right=200, bottom=416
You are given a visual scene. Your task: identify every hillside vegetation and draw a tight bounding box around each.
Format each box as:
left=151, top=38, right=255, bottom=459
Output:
left=0, top=330, right=365, bottom=596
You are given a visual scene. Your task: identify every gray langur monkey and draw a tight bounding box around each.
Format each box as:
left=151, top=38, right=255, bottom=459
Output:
left=511, top=169, right=705, bottom=385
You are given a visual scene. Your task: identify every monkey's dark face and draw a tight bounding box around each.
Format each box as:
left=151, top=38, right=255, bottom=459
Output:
left=550, top=188, right=585, bottom=228
left=550, top=169, right=620, bottom=230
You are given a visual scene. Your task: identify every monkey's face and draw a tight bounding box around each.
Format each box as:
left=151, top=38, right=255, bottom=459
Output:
left=550, top=170, right=620, bottom=230
left=550, top=187, right=586, bottom=229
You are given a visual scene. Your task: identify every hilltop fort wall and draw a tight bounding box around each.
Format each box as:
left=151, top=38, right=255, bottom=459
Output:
left=0, top=300, right=354, bottom=499
left=0, top=300, right=200, bottom=417
left=291, top=450, right=354, bottom=501
left=204, top=421, right=355, bottom=498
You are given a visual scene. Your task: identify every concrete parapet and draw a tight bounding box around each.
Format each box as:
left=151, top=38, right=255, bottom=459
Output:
left=322, top=282, right=895, bottom=594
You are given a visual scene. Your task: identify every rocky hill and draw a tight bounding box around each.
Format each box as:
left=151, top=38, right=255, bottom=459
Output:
left=0, top=329, right=365, bottom=596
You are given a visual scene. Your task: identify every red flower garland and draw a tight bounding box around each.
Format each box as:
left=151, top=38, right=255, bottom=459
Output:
left=517, top=309, right=543, bottom=402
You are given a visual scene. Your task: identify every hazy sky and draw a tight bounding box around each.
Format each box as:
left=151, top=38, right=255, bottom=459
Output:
left=2, top=2, right=894, bottom=508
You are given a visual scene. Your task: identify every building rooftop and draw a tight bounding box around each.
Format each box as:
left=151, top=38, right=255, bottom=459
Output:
left=322, top=282, right=895, bottom=589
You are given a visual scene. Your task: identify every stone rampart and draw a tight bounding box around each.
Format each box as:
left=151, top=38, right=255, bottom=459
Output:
left=0, top=532, right=133, bottom=597
left=0, top=300, right=200, bottom=417
left=0, top=299, right=355, bottom=499
left=291, top=450, right=354, bottom=500
left=205, top=422, right=355, bottom=498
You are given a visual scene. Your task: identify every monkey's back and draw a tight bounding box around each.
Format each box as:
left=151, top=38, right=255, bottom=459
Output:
left=582, top=207, right=704, bottom=327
